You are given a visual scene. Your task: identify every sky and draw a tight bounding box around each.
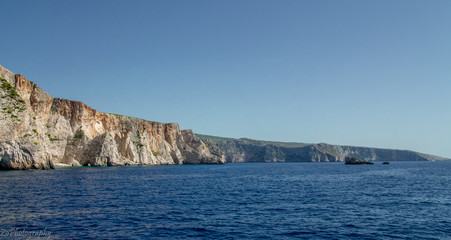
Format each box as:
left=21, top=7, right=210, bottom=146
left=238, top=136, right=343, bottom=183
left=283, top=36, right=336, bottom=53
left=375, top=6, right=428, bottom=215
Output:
left=1, top=0, right=450, bottom=158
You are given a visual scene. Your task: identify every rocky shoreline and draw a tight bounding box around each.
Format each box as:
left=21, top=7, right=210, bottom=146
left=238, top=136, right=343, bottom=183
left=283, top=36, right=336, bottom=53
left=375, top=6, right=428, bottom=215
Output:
left=1, top=64, right=449, bottom=170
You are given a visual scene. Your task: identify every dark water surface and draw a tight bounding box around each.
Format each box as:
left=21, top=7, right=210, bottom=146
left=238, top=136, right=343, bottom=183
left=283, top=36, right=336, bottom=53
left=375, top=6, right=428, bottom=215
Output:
left=0, top=161, right=450, bottom=239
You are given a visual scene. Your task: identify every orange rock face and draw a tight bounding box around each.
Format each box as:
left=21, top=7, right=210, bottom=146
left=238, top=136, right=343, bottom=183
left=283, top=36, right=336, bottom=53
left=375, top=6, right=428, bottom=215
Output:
left=0, top=65, right=224, bottom=169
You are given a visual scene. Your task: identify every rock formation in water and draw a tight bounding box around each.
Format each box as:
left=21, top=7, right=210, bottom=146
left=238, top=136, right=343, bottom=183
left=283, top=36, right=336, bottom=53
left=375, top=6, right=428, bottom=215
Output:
left=344, top=156, right=374, bottom=165
left=0, top=65, right=225, bottom=170
left=197, top=134, right=449, bottom=163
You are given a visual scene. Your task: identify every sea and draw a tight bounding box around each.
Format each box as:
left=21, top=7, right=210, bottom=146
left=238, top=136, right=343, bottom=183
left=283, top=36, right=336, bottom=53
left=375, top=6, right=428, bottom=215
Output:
left=0, top=161, right=450, bottom=239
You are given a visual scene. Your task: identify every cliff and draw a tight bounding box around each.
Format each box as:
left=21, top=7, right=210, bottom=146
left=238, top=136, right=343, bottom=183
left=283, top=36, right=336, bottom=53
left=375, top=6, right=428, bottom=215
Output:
left=197, top=134, right=449, bottom=163
left=0, top=65, right=225, bottom=170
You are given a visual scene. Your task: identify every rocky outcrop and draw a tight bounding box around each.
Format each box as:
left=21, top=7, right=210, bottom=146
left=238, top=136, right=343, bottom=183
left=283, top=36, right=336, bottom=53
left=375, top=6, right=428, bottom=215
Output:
left=344, top=156, right=374, bottom=165
left=180, top=130, right=226, bottom=164
left=0, top=141, right=54, bottom=170
left=197, top=134, right=449, bottom=163
left=0, top=65, right=225, bottom=170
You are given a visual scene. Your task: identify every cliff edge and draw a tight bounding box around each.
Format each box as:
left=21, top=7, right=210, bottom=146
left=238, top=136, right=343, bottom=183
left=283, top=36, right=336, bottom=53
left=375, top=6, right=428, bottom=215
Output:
left=197, top=134, right=449, bottom=163
left=0, top=65, right=225, bottom=169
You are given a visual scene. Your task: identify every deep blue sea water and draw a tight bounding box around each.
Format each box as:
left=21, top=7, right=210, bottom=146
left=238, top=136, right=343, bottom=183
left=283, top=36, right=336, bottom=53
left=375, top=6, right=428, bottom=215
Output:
left=0, top=161, right=450, bottom=239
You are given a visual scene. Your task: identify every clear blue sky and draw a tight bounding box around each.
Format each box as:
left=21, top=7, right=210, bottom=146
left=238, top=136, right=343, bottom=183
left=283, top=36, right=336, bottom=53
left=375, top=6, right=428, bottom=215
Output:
left=1, top=0, right=450, bottom=158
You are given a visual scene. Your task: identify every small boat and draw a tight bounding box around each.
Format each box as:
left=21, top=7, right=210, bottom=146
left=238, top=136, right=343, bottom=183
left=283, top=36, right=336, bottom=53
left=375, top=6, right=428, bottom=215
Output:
left=382, top=162, right=389, bottom=164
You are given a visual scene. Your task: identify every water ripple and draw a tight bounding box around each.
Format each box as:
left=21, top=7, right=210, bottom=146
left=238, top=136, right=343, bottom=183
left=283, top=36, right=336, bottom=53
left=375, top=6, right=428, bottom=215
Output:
left=0, top=162, right=450, bottom=239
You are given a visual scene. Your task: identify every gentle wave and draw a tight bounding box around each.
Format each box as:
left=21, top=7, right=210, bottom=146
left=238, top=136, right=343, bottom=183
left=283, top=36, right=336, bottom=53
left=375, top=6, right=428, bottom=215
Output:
left=0, top=161, right=450, bottom=239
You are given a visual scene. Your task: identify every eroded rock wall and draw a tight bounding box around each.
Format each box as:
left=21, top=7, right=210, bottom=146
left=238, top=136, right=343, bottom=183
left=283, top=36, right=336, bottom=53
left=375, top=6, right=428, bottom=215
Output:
left=0, top=65, right=224, bottom=169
